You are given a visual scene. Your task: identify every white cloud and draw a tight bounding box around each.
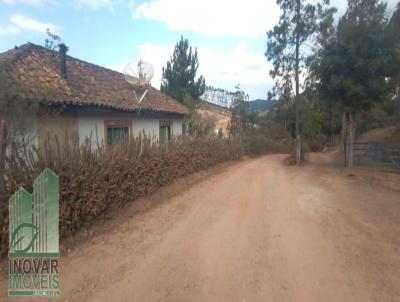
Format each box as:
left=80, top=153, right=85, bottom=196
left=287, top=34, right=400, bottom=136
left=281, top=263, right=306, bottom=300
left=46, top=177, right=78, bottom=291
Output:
left=196, top=43, right=273, bottom=99
left=130, top=0, right=400, bottom=39
left=109, top=42, right=173, bottom=89
left=0, top=25, right=21, bottom=35
left=9, top=14, right=60, bottom=34
left=109, top=42, right=273, bottom=99
left=1, top=0, right=45, bottom=6
left=136, top=42, right=173, bottom=88
left=198, top=43, right=270, bottom=85
left=74, top=0, right=118, bottom=11
left=132, top=0, right=280, bottom=38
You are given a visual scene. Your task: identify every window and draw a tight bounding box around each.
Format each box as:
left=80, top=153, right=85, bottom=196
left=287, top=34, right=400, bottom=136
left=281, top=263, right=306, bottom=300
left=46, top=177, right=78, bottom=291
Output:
left=159, top=120, right=172, bottom=145
left=105, top=120, right=131, bottom=147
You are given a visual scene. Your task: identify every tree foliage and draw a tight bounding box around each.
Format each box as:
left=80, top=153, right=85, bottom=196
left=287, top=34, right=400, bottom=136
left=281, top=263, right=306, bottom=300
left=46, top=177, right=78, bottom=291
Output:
left=262, top=0, right=400, bottom=156
left=265, top=0, right=334, bottom=101
left=388, top=3, right=400, bottom=104
left=44, top=28, right=62, bottom=51
left=315, top=0, right=391, bottom=114
left=200, top=85, right=234, bottom=107
left=161, top=36, right=206, bottom=104
left=230, top=85, right=253, bottom=133
left=266, top=0, right=335, bottom=162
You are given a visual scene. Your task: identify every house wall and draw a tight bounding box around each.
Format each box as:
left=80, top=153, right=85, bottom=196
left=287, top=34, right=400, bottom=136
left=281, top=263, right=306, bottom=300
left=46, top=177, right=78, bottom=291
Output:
left=28, top=109, right=184, bottom=151
left=132, top=118, right=161, bottom=142
left=77, top=114, right=108, bottom=147
left=6, top=114, right=39, bottom=157
left=76, top=111, right=184, bottom=148
left=173, top=119, right=183, bottom=136
left=37, top=112, right=79, bottom=150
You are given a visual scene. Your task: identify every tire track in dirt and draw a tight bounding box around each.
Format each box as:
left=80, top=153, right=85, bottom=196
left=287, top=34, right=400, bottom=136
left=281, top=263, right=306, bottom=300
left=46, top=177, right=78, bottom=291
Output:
left=1, top=155, right=400, bottom=301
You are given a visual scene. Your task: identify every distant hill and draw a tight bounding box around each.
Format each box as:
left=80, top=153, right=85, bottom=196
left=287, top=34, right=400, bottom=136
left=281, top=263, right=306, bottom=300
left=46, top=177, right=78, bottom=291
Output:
left=247, top=99, right=278, bottom=112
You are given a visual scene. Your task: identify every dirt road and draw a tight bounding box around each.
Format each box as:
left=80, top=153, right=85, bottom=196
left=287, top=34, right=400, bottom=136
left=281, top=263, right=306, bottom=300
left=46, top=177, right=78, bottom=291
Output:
left=1, top=155, right=400, bottom=301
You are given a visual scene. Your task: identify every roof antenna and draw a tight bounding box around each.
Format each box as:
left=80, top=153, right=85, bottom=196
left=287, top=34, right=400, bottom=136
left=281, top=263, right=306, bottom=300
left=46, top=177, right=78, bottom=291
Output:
left=123, top=59, right=154, bottom=114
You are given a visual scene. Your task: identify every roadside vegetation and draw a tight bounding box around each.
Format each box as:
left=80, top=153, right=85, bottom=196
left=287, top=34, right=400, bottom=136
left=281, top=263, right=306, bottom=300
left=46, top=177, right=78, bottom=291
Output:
left=264, top=0, right=400, bottom=165
left=0, top=133, right=289, bottom=256
left=1, top=0, right=398, bottom=257
left=0, top=33, right=291, bottom=257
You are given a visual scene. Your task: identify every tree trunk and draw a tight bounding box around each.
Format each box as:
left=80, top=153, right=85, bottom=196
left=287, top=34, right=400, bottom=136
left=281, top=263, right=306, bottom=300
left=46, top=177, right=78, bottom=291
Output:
left=0, top=118, right=7, bottom=195
left=340, top=111, right=346, bottom=153
left=294, top=0, right=301, bottom=165
left=329, top=106, right=333, bottom=145
left=347, top=112, right=355, bottom=168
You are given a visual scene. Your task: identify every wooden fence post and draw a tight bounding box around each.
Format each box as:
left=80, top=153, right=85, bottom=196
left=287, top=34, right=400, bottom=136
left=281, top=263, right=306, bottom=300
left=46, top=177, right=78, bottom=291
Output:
left=348, top=113, right=354, bottom=168
left=340, top=111, right=346, bottom=153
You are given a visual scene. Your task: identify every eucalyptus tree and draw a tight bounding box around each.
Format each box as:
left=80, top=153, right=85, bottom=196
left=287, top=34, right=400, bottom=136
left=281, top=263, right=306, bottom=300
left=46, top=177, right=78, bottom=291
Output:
left=230, top=84, right=250, bottom=134
left=265, top=0, right=335, bottom=164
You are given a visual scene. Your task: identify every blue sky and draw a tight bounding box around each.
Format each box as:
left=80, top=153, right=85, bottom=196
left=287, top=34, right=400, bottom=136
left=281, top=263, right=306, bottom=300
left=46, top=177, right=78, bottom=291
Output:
left=0, top=0, right=398, bottom=99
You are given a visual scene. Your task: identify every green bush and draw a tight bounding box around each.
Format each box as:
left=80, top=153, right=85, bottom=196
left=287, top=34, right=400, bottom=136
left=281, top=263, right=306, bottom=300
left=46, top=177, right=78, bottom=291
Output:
left=356, top=106, right=394, bottom=133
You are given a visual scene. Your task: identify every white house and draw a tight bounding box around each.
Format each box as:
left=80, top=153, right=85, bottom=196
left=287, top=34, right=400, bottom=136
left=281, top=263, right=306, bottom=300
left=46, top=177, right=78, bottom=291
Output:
left=0, top=43, right=189, bottom=151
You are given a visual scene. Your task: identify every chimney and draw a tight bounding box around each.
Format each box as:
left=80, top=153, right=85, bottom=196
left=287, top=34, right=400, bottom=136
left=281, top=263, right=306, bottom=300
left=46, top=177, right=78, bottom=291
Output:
left=59, top=43, right=68, bottom=79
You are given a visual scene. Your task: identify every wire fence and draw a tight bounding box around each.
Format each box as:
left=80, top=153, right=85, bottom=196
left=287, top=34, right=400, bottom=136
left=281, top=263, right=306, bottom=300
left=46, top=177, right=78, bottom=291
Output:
left=353, top=142, right=400, bottom=170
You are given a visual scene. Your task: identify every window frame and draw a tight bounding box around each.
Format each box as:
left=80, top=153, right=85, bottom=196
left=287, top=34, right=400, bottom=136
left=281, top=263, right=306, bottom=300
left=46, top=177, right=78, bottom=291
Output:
left=104, top=119, right=132, bottom=148
left=159, top=119, right=173, bottom=145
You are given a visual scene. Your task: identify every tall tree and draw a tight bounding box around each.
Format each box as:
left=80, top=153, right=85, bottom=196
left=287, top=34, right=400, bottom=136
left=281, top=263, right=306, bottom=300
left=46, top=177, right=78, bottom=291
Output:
left=308, top=3, right=340, bottom=146
left=266, top=0, right=334, bottom=164
left=394, top=3, right=400, bottom=121
left=229, top=84, right=250, bottom=134
left=161, top=36, right=206, bottom=104
left=315, top=0, right=390, bottom=167
left=387, top=2, right=400, bottom=123
left=201, top=85, right=234, bottom=107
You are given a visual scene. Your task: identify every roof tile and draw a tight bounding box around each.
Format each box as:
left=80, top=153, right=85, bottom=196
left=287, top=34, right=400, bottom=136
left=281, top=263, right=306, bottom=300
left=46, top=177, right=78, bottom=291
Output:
left=0, top=43, right=189, bottom=115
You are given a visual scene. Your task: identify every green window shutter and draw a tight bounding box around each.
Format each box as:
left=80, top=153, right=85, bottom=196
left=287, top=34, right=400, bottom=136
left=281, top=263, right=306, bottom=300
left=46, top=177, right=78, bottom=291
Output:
left=160, top=125, right=167, bottom=145
left=159, top=125, right=171, bottom=145
left=107, top=127, right=129, bottom=146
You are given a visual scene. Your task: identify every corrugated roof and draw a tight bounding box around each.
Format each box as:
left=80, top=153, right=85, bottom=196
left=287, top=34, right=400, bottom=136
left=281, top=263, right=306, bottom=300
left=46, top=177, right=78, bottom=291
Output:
left=0, top=43, right=189, bottom=115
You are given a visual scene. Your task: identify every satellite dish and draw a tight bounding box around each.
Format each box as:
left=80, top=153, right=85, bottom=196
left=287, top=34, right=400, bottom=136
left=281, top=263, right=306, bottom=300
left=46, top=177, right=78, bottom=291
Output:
left=123, top=59, right=154, bottom=86
left=123, top=59, right=154, bottom=109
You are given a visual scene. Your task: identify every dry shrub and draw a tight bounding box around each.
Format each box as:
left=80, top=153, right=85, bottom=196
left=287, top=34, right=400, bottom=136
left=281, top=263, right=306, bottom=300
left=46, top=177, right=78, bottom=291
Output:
left=0, top=135, right=244, bottom=256
left=242, top=133, right=293, bottom=156
left=0, top=133, right=288, bottom=256
left=390, top=126, right=400, bottom=142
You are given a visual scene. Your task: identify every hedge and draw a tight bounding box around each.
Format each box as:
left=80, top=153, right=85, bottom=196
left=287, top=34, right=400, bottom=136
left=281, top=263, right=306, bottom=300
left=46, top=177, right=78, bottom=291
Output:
left=0, top=134, right=288, bottom=256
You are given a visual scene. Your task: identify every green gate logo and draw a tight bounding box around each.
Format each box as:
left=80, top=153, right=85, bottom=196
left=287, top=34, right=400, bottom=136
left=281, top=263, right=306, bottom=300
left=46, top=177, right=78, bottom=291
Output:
left=8, top=168, right=60, bottom=297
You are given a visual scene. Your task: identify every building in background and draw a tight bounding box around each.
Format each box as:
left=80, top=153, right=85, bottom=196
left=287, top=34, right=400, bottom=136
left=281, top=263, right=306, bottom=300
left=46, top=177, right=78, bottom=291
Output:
left=0, top=43, right=189, bottom=151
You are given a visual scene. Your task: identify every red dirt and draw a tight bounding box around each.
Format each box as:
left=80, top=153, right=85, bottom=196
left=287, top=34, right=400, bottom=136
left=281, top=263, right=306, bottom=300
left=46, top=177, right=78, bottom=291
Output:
left=357, top=126, right=396, bottom=143
left=1, top=154, right=400, bottom=301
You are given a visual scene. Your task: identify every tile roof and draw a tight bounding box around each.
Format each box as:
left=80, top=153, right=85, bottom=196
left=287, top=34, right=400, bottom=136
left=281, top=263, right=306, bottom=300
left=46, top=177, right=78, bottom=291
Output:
left=0, top=43, right=189, bottom=115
